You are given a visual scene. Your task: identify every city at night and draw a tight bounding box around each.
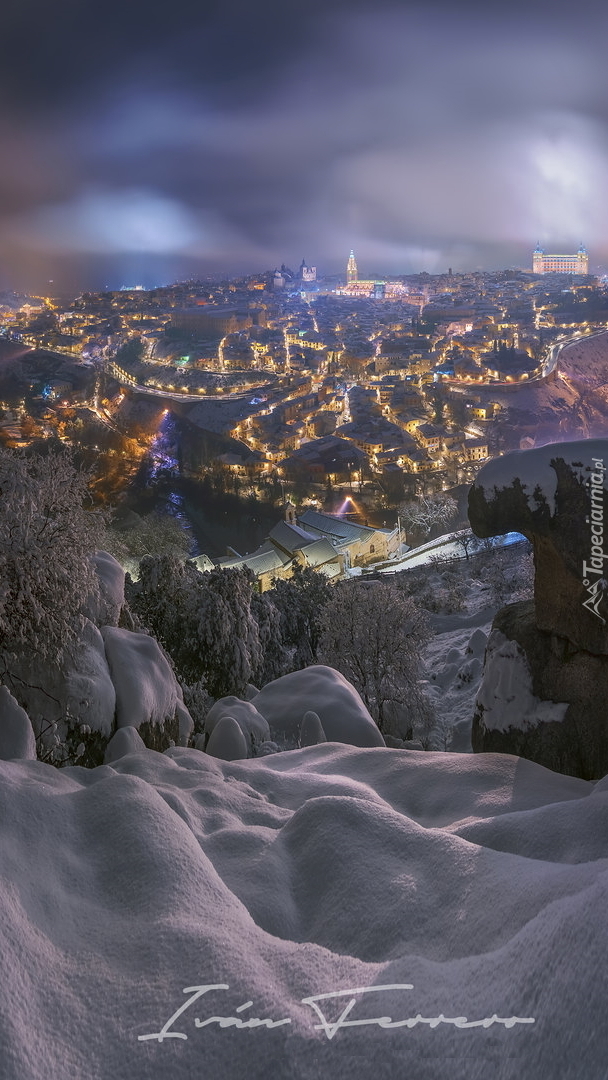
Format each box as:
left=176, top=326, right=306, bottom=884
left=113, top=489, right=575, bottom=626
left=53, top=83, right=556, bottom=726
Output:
left=0, top=2, right=607, bottom=1079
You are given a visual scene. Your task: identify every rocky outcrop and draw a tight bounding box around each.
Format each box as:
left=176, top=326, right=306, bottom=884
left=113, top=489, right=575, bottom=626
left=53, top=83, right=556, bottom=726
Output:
left=471, top=600, right=608, bottom=779
left=469, top=439, right=608, bottom=653
left=469, top=440, right=608, bottom=778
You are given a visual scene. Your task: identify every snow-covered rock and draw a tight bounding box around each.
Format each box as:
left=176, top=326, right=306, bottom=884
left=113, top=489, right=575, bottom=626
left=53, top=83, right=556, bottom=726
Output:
left=175, top=698, right=194, bottom=747
left=0, top=686, right=36, bottom=760
left=64, top=620, right=116, bottom=738
left=299, top=710, right=327, bottom=746
left=466, top=627, right=487, bottom=657
left=205, top=715, right=249, bottom=760
left=471, top=437, right=608, bottom=517
left=101, top=627, right=191, bottom=749
left=473, top=599, right=608, bottom=779
left=104, top=725, right=146, bottom=764
left=86, top=550, right=126, bottom=627
left=204, top=696, right=270, bottom=755
left=474, top=628, right=569, bottom=733
left=253, top=665, right=385, bottom=748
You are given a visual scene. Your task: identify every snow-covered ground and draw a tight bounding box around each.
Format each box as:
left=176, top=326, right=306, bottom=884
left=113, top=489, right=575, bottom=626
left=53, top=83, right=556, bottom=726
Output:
left=1, top=743, right=606, bottom=1079
left=422, top=617, right=493, bottom=750
left=379, top=529, right=526, bottom=572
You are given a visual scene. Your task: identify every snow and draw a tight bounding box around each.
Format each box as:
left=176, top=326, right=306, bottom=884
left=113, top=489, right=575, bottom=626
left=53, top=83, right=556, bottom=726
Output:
left=474, top=438, right=608, bottom=515
left=205, top=696, right=271, bottom=753
left=381, top=530, right=525, bottom=572
left=64, top=620, right=116, bottom=737
left=206, top=715, right=250, bottom=760
left=0, top=744, right=605, bottom=1078
left=6, top=619, right=117, bottom=746
left=252, top=665, right=386, bottom=748
left=175, top=698, right=194, bottom=746
left=474, top=630, right=569, bottom=733
left=101, top=627, right=192, bottom=733
left=300, top=710, right=327, bottom=746
left=104, top=725, right=146, bottom=763
left=422, top=622, right=493, bottom=751
left=88, top=550, right=126, bottom=626
left=0, top=685, right=36, bottom=760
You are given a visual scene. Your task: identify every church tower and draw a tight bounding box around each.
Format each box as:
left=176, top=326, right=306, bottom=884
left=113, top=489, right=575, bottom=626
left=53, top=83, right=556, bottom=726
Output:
left=347, top=249, right=358, bottom=284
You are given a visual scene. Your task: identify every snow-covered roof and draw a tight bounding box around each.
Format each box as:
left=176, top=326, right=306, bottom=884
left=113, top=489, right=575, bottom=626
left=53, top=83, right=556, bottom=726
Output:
left=216, top=546, right=291, bottom=575
left=268, top=519, right=318, bottom=555
left=298, top=508, right=376, bottom=543
left=298, top=538, right=341, bottom=567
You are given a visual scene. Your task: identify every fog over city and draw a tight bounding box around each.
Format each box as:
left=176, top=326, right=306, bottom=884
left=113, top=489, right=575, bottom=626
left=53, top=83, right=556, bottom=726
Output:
left=1, top=0, right=608, bottom=290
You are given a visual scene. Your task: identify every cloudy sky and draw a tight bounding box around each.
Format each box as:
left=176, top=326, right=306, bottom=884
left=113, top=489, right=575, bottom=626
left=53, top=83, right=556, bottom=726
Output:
left=1, top=0, right=608, bottom=292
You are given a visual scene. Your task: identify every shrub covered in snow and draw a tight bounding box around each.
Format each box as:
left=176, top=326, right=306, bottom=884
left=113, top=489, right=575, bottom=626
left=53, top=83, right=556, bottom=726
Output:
left=299, top=710, right=327, bottom=747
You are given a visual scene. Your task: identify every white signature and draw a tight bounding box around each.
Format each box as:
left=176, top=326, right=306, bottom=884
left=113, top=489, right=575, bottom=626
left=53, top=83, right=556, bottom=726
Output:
left=138, top=984, right=535, bottom=1043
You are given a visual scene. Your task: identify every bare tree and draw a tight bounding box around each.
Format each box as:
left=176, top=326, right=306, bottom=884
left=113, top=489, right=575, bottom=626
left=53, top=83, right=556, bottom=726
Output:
left=399, top=492, right=458, bottom=540
left=317, top=581, right=433, bottom=735
left=450, top=531, right=481, bottom=561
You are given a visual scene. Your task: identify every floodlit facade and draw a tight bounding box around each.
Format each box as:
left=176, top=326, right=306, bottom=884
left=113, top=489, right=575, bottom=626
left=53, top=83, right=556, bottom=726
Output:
left=532, top=245, right=588, bottom=275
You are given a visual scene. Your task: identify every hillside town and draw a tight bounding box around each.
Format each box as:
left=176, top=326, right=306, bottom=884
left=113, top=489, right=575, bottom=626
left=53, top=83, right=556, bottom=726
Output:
left=1, top=255, right=607, bottom=585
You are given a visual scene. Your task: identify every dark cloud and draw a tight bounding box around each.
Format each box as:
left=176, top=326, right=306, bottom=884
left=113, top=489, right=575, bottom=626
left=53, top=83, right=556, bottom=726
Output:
left=1, top=0, right=608, bottom=291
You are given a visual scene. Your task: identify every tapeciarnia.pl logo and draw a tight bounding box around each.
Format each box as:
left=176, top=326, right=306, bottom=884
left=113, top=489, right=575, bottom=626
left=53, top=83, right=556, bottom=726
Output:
left=582, top=457, right=608, bottom=623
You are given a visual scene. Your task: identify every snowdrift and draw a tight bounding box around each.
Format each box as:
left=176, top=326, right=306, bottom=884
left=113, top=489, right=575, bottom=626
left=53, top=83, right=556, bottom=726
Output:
left=0, top=744, right=606, bottom=1080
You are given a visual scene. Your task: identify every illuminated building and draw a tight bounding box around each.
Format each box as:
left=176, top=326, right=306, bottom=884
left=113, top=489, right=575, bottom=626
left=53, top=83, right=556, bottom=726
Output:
left=347, top=249, right=358, bottom=284
left=532, top=245, right=588, bottom=275
left=299, top=259, right=317, bottom=283
left=336, top=279, right=409, bottom=299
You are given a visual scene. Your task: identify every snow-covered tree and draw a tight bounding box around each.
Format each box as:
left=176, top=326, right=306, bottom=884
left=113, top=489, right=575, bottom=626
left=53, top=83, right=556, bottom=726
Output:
left=104, top=509, right=192, bottom=571
left=0, top=447, right=105, bottom=680
left=130, top=556, right=285, bottom=699
left=267, top=566, right=334, bottom=668
left=317, top=581, right=433, bottom=735
left=250, top=589, right=290, bottom=687
left=399, top=493, right=458, bottom=540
